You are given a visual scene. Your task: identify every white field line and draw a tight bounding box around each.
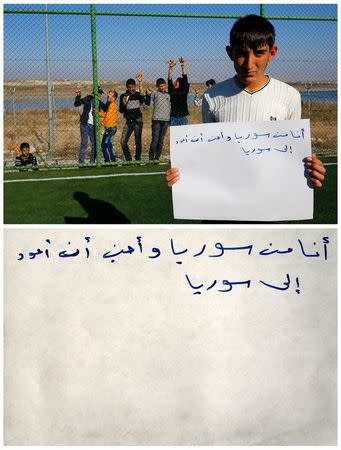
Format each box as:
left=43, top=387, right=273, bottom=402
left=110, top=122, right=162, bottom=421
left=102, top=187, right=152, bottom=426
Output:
left=4, top=163, right=337, bottom=184
left=4, top=171, right=166, bottom=183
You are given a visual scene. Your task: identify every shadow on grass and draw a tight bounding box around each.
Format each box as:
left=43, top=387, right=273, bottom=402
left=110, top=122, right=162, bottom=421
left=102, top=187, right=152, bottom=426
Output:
left=65, top=191, right=131, bottom=224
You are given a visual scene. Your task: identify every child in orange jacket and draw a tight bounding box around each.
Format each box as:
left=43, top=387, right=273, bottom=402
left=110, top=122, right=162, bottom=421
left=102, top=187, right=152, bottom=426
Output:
left=99, top=90, right=118, bottom=162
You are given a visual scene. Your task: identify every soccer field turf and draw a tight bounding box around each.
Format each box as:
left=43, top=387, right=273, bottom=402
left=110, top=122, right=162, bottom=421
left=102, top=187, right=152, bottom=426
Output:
left=4, top=160, right=337, bottom=224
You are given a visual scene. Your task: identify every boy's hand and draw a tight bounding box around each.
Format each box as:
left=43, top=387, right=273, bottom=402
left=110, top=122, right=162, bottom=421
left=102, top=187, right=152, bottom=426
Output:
left=179, top=56, right=186, bottom=66
left=136, top=73, right=143, bottom=83
left=167, top=59, right=177, bottom=68
left=75, top=89, right=81, bottom=96
left=305, top=153, right=326, bottom=188
left=194, top=88, right=201, bottom=96
left=165, top=167, right=180, bottom=187
left=146, top=88, right=153, bottom=95
left=15, top=144, right=21, bottom=156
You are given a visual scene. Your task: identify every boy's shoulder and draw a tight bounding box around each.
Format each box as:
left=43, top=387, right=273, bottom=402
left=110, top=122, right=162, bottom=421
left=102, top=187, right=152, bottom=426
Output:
left=205, top=77, right=300, bottom=99
left=153, top=90, right=170, bottom=97
left=269, top=77, right=300, bottom=93
left=267, top=78, right=301, bottom=105
left=152, top=91, right=170, bottom=104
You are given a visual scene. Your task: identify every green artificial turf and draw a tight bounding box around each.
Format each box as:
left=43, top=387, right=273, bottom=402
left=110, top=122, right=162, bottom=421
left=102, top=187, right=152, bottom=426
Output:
left=4, top=159, right=337, bottom=224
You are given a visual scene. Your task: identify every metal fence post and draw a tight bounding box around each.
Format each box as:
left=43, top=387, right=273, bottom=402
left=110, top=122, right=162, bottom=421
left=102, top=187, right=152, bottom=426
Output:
left=45, top=4, right=54, bottom=158
left=259, top=4, right=265, bottom=17
left=90, top=4, right=102, bottom=164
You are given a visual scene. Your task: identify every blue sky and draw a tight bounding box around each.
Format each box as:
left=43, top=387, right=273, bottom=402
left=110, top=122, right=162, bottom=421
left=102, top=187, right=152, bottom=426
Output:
left=4, top=3, right=338, bottom=82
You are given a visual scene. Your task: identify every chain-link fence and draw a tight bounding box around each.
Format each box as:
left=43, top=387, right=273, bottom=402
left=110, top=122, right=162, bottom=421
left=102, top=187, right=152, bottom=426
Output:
left=4, top=4, right=337, bottom=168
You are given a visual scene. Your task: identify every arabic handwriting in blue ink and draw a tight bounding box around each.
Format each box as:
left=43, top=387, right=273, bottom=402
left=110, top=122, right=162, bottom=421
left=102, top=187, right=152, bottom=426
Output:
left=210, top=242, right=253, bottom=258
left=252, top=132, right=271, bottom=140
left=136, top=236, right=143, bottom=253
left=208, top=134, right=221, bottom=142
left=193, top=244, right=207, bottom=257
left=206, top=279, right=217, bottom=291
left=273, top=144, right=293, bottom=153
left=170, top=238, right=188, bottom=264
left=29, top=248, right=43, bottom=259
left=255, top=147, right=271, bottom=154
left=322, top=236, right=330, bottom=261
left=148, top=247, right=161, bottom=259
left=259, top=273, right=291, bottom=291
left=190, top=133, right=204, bottom=143
left=213, top=131, right=230, bottom=142
left=58, top=244, right=80, bottom=258
left=176, top=135, right=189, bottom=145
left=185, top=274, right=204, bottom=295
left=219, top=279, right=233, bottom=292
left=16, top=235, right=331, bottom=269
left=176, top=127, right=306, bottom=146
left=102, top=244, right=135, bottom=262
left=218, top=279, right=251, bottom=293
left=45, top=239, right=51, bottom=259
left=234, top=132, right=243, bottom=143
left=102, top=245, right=124, bottom=262
left=273, top=132, right=289, bottom=138
left=259, top=243, right=294, bottom=256
left=241, top=147, right=251, bottom=155
left=185, top=275, right=251, bottom=295
left=297, top=239, right=319, bottom=258
left=124, top=245, right=135, bottom=255
left=84, top=236, right=91, bottom=259
left=241, top=145, right=295, bottom=156
left=290, top=128, right=305, bottom=139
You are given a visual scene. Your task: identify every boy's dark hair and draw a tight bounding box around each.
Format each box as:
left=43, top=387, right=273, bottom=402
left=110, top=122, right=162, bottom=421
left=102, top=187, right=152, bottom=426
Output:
left=20, top=142, right=30, bottom=151
left=126, top=78, right=136, bottom=87
left=230, top=14, right=276, bottom=50
left=156, top=78, right=166, bottom=87
left=205, top=79, right=216, bottom=87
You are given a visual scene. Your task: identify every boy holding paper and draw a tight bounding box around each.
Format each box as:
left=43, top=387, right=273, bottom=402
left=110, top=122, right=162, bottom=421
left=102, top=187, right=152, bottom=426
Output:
left=166, top=14, right=325, bottom=189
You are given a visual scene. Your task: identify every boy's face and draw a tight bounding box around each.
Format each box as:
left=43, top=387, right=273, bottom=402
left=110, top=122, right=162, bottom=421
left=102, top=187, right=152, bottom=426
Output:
left=127, top=84, right=136, bottom=94
left=158, top=82, right=167, bottom=92
left=174, top=78, right=181, bottom=89
left=21, top=147, right=30, bottom=157
left=226, top=44, right=277, bottom=88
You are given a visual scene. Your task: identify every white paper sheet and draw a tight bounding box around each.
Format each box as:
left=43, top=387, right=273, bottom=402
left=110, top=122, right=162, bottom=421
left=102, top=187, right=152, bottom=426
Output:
left=170, top=119, right=313, bottom=221
left=4, top=228, right=336, bottom=445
